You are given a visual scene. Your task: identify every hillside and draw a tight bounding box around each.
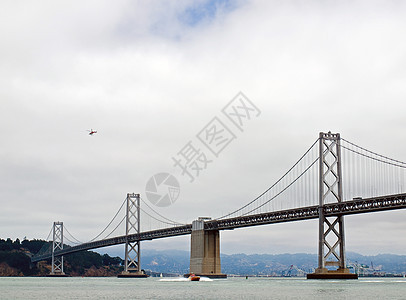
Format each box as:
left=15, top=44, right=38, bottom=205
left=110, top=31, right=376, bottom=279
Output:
left=0, top=238, right=123, bottom=276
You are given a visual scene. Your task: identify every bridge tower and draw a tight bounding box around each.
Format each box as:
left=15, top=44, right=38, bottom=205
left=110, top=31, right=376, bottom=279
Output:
left=187, top=217, right=227, bottom=278
left=307, top=132, right=357, bottom=279
left=49, top=221, right=66, bottom=276
left=118, top=193, right=148, bottom=278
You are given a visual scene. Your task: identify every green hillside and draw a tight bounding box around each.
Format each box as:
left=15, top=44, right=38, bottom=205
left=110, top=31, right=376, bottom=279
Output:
left=0, top=238, right=123, bottom=276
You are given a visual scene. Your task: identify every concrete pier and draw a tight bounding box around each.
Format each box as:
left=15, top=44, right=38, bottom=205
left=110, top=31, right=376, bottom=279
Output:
left=46, top=273, right=68, bottom=277
left=307, top=268, right=358, bottom=279
left=188, top=219, right=227, bottom=279
left=117, top=271, right=148, bottom=278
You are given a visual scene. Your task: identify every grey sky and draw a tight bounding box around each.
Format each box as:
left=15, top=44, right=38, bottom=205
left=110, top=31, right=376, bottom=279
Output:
left=1, top=0, right=406, bottom=256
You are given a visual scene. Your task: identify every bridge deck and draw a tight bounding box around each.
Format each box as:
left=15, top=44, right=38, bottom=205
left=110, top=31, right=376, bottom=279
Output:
left=31, top=193, right=406, bottom=262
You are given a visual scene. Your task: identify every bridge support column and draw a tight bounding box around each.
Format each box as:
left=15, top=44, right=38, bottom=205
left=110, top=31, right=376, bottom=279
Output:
left=118, top=193, right=148, bottom=278
left=307, top=132, right=357, bottom=279
left=187, top=218, right=227, bottom=279
left=48, top=221, right=67, bottom=277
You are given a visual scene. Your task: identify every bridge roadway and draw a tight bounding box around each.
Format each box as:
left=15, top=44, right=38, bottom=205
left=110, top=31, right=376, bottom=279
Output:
left=31, top=193, right=406, bottom=262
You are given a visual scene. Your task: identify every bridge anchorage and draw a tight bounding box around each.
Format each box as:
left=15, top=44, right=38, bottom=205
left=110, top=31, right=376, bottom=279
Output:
left=118, top=193, right=148, bottom=278
left=307, top=132, right=357, bottom=279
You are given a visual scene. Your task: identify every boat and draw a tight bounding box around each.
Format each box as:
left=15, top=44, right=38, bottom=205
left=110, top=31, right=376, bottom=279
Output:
left=188, top=273, right=200, bottom=281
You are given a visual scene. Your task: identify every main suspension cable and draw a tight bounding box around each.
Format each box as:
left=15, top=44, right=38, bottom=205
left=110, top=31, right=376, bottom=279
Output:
left=140, top=197, right=185, bottom=225
left=88, top=197, right=127, bottom=242
left=64, top=226, right=83, bottom=244
left=340, top=144, right=406, bottom=169
left=100, top=215, right=126, bottom=240
left=342, top=138, right=406, bottom=166
left=241, top=156, right=319, bottom=216
left=216, top=138, right=319, bottom=219
left=63, top=235, right=81, bottom=245
left=45, top=226, right=53, bottom=241
left=140, top=207, right=183, bottom=226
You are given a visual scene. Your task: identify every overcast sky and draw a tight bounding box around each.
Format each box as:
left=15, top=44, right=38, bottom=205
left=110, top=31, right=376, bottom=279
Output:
left=1, top=0, right=406, bottom=257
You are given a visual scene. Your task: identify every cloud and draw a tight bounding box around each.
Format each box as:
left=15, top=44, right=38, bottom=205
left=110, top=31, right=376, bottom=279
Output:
left=1, top=0, right=406, bottom=256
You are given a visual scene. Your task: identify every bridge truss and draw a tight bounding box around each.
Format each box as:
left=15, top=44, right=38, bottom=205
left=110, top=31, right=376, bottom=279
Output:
left=31, top=193, right=406, bottom=262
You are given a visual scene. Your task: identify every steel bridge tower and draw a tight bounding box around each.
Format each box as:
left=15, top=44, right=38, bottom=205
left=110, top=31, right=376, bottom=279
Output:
left=50, top=221, right=66, bottom=276
left=308, top=132, right=357, bottom=279
left=118, top=193, right=148, bottom=278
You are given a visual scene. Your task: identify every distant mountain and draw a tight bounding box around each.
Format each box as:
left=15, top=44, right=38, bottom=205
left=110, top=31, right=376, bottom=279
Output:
left=221, top=253, right=316, bottom=276
left=2, top=237, right=405, bottom=277
left=139, top=249, right=406, bottom=276
left=346, top=252, right=406, bottom=275
left=141, top=249, right=190, bottom=275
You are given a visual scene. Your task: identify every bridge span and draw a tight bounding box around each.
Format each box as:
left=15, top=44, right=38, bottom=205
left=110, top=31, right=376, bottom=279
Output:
left=32, top=132, right=406, bottom=279
left=32, top=193, right=406, bottom=262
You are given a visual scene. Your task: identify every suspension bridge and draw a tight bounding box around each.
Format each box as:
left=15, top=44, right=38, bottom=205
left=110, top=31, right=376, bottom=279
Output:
left=31, top=132, right=406, bottom=279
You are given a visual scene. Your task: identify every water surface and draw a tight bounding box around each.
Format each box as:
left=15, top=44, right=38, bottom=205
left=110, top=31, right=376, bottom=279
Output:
left=1, top=276, right=405, bottom=299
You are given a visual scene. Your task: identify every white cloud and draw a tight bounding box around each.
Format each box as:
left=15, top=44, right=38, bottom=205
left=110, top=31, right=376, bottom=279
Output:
left=1, top=0, right=406, bottom=256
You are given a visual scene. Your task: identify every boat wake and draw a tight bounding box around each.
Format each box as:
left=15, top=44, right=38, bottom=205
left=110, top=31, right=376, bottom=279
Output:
left=159, top=277, right=213, bottom=282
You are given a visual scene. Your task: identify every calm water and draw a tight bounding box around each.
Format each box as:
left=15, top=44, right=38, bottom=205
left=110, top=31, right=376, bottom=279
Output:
left=1, top=277, right=406, bottom=299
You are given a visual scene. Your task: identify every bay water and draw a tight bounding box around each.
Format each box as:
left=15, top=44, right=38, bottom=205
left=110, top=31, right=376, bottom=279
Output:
left=1, top=276, right=405, bottom=299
